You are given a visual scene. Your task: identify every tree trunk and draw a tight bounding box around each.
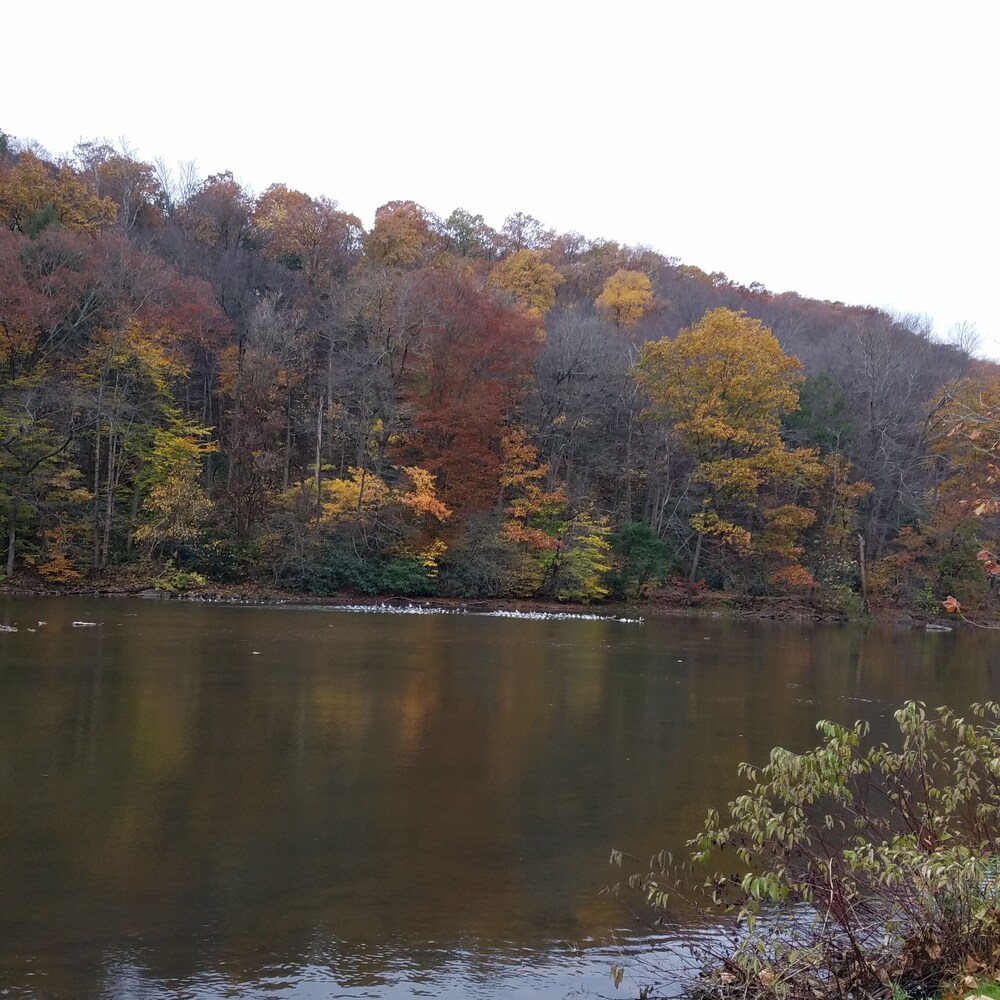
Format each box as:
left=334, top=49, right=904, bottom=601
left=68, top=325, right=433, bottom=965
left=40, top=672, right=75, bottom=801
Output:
left=858, top=533, right=868, bottom=614
left=283, top=385, right=292, bottom=490
left=5, top=497, right=16, bottom=578
left=688, top=531, right=704, bottom=600
left=125, top=481, right=142, bottom=558
left=315, top=395, right=324, bottom=516
left=100, top=432, right=116, bottom=572
left=92, top=421, right=103, bottom=571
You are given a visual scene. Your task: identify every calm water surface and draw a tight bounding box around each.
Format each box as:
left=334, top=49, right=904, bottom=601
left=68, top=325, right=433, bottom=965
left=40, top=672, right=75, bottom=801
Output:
left=2, top=596, right=999, bottom=998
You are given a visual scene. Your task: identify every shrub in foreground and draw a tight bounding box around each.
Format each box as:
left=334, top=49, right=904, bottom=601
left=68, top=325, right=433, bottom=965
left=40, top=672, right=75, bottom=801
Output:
left=612, top=702, right=1000, bottom=999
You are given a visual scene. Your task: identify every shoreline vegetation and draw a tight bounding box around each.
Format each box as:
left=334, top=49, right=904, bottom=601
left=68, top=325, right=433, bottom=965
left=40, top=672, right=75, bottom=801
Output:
left=612, top=702, right=1000, bottom=1000
left=3, top=130, right=998, bottom=633
left=0, top=574, right=960, bottom=629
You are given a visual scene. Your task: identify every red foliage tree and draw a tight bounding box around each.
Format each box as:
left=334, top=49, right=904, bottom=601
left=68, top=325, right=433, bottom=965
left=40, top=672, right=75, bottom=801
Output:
left=401, top=272, right=539, bottom=513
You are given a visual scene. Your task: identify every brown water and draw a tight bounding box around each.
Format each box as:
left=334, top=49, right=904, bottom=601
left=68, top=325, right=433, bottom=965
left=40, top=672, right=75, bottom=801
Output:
left=1, top=596, right=998, bottom=999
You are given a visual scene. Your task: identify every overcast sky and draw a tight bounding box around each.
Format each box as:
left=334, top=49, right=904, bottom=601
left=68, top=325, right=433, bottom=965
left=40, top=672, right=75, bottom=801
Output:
left=7, top=1, right=998, bottom=353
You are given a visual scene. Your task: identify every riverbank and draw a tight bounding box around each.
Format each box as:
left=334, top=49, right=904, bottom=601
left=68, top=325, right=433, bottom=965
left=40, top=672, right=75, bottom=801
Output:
left=0, top=571, right=960, bottom=629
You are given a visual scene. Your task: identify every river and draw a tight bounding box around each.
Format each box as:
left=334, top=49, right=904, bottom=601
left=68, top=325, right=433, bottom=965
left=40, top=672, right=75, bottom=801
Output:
left=1, top=595, right=998, bottom=998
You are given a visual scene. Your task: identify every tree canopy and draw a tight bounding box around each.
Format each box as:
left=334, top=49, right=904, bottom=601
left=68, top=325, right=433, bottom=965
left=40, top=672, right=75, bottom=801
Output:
left=0, top=128, right=990, bottom=614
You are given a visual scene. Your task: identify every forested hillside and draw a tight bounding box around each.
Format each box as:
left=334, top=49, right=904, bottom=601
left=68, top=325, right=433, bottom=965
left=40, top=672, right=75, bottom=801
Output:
left=2, top=131, right=996, bottom=614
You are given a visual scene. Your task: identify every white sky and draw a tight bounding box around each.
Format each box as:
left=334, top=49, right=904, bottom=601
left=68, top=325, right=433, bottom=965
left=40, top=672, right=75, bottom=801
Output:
left=7, top=1, right=999, bottom=353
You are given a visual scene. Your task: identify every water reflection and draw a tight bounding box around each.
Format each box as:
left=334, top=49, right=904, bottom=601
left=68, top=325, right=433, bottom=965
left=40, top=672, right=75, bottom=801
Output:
left=1, top=598, right=998, bottom=997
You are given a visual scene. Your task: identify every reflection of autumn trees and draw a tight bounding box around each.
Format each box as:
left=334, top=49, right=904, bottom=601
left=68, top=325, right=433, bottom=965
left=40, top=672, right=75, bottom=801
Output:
left=3, top=602, right=999, bottom=994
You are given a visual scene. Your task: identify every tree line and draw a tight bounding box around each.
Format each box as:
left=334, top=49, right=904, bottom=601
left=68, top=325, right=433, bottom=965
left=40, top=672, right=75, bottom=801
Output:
left=2, top=130, right=996, bottom=612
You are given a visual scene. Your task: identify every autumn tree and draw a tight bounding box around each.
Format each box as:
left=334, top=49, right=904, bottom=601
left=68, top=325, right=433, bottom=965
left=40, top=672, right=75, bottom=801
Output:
left=365, top=201, right=437, bottom=267
left=400, top=271, right=540, bottom=513
left=253, top=184, right=361, bottom=285
left=146, top=274, right=231, bottom=426
left=218, top=297, right=307, bottom=538
left=877, top=371, right=1000, bottom=618
left=486, top=249, right=563, bottom=318
left=133, top=424, right=217, bottom=565
left=0, top=228, right=50, bottom=375
left=273, top=464, right=451, bottom=594
left=797, top=452, right=872, bottom=608
left=633, top=308, right=821, bottom=592
left=497, top=428, right=611, bottom=600
left=75, top=318, right=189, bottom=571
left=0, top=152, right=116, bottom=236
left=0, top=380, right=88, bottom=578
left=74, top=139, right=164, bottom=231
left=595, top=269, right=653, bottom=330
left=179, top=171, right=254, bottom=252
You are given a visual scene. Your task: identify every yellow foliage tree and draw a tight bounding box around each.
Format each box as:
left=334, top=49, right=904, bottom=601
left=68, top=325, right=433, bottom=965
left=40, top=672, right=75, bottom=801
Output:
left=282, top=465, right=452, bottom=576
left=0, top=153, right=116, bottom=235
left=134, top=425, right=218, bottom=560
left=487, top=249, right=563, bottom=318
left=397, top=465, right=452, bottom=522
left=595, top=269, right=653, bottom=330
left=500, top=427, right=565, bottom=554
left=319, top=467, right=392, bottom=526
left=632, top=308, right=821, bottom=590
left=365, top=200, right=434, bottom=267
left=496, top=428, right=610, bottom=599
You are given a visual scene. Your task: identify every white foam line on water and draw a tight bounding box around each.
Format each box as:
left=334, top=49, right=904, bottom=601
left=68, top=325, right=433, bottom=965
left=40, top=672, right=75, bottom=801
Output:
left=327, top=604, right=643, bottom=624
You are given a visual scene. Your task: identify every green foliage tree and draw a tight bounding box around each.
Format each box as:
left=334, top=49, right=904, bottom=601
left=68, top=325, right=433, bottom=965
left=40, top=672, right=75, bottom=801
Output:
left=607, top=521, right=677, bottom=599
left=443, top=208, right=497, bottom=259
left=783, top=372, right=854, bottom=454
left=547, top=510, right=613, bottom=601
